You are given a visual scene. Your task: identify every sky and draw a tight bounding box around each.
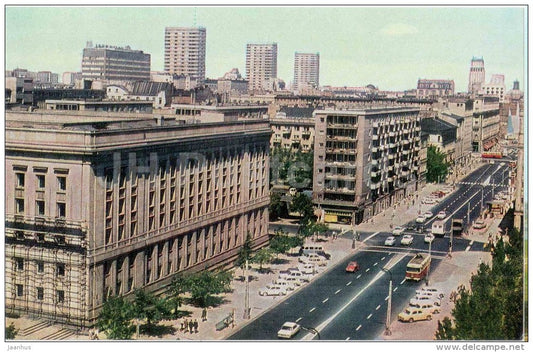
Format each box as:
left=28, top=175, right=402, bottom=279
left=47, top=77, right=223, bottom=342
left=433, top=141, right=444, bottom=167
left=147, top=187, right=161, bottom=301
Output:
left=4, top=5, right=527, bottom=91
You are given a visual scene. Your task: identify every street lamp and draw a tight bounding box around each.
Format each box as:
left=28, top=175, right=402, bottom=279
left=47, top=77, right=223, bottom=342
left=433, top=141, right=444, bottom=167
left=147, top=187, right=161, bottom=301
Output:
left=426, top=238, right=432, bottom=286
left=243, top=260, right=250, bottom=319
left=381, top=268, right=393, bottom=336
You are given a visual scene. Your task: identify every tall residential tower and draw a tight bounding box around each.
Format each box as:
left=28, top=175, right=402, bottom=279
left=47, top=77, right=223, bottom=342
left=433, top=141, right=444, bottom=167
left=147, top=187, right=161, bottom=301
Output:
left=245, top=43, right=278, bottom=93
left=468, top=57, right=485, bottom=95
left=293, top=52, right=320, bottom=94
left=164, top=27, right=206, bottom=82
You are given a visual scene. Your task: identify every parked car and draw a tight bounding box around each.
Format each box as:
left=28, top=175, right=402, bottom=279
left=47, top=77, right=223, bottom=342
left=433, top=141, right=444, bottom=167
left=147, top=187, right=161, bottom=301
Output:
left=345, top=261, right=360, bottom=273
left=416, top=215, right=426, bottom=223
left=410, top=295, right=441, bottom=307
left=422, top=197, right=437, bottom=205
left=392, top=226, right=405, bottom=235
left=299, top=253, right=328, bottom=266
left=259, top=285, right=287, bottom=296
left=424, top=211, right=433, bottom=219
left=272, top=279, right=296, bottom=291
left=401, top=234, right=414, bottom=246
left=398, top=307, right=433, bottom=322
left=416, top=287, right=445, bottom=299
left=473, top=220, right=486, bottom=229
left=384, top=236, right=396, bottom=246
left=424, top=233, right=435, bottom=243
left=277, top=322, right=301, bottom=339
left=437, top=211, right=446, bottom=219
left=409, top=302, right=440, bottom=314
left=298, top=263, right=318, bottom=275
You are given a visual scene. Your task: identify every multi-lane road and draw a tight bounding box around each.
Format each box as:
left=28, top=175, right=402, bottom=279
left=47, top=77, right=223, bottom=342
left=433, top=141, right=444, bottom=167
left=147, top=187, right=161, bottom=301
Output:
left=228, top=161, right=511, bottom=341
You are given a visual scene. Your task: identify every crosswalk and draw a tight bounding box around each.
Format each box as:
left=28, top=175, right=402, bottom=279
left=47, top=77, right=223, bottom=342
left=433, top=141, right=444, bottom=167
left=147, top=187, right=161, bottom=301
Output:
left=456, top=181, right=508, bottom=187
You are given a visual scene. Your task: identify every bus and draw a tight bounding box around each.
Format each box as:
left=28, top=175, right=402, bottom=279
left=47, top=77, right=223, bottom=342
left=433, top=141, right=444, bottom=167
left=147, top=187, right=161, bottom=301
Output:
left=405, top=253, right=431, bottom=281
left=431, top=220, right=446, bottom=237
left=481, top=152, right=502, bottom=159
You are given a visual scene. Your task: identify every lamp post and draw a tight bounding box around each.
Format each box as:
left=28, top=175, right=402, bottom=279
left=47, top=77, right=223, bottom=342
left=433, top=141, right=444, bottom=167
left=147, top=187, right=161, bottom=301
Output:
left=243, top=260, right=250, bottom=319
left=381, top=268, right=393, bottom=336
left=426, top=238, right=432, bottom=286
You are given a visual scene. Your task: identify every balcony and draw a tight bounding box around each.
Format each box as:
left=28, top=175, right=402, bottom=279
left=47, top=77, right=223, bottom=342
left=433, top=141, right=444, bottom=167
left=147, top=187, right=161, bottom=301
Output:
left=372, top=135, right=379, bottom=140
left=371, top=159, right=379, bottom=165
left=330, top=123, right=358, bottom=129
left=370, top=171, right=381, bottom=177
left=55, top=217, right=66, bottom=227
left=402, top=150, right=409, bottom=155
left=371, top=147, right=378, bottom=153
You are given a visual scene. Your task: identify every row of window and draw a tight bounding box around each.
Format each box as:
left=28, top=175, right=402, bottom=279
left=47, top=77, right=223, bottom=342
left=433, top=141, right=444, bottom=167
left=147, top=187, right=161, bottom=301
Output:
left=16, top=173, right=66, bottom=190
left=14, top=258, right=66, bottom=276
left=14, top=284, right=65, bottom=303
left=14, top=199, right=66, bottom=217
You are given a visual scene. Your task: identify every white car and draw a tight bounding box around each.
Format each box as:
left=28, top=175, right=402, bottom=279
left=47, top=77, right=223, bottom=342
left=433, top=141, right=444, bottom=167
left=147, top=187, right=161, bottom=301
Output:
left=416, top=215, right=426, bottom=223
left=410, top=295, right=442, bottom=307
left=392, top=226, right=405, bottom=236
left=437, top=211, right=446, bottom=219
left=473, top=220, right=486, bottom=229
left=298, top=263, right=318, bottom=275
left=258, top=285, right=287, bottom=296
left=401, top=235, right=414, bottom=246
left=416, top=287, right=445, bottom=299
left=299, top=253, right=328, bottom=266
left=277, top=322, right=301, bottom=339
left=424, top=211, right=433, bottom=219
left=272, top=279, right=296, bottom=291
left=409, top=302, right=441, bottom=314
left=424, top=233, right=435, bottom=243
left=384, top=236, right=396, bottom=246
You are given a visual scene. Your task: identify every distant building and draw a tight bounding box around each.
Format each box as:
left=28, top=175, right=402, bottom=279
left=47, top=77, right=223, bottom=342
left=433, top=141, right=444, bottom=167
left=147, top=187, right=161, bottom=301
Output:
left=106, top=81, right=175, bottom=108
left=481, top=74, right=506, bottom=102
left=164, top=27, right=206, bottom=82
left=293, top=52, right=320, bottom=94
left=44, top=99, right=153, bottom=113
left=5, top=76, right=33, bottom=104
left=416, top=79, right=454, bottom=99
left=62, top=72, right=82, bottom=86
left=420, top=118, right=457, bottom=165
left=36, top=71, right=59, bottom=85
left=270, top=106, right=315, bottom=152
left=32, top=88, right=106, bottom=108
left=246, top=43, right=278, bottom=93
left=468, top=57, right=485, bottom=95
left=313, top=107, right=422, bottom=224
left=472, top=96, right=500, bottom=152
left=81, top=43, right=151, bottom=83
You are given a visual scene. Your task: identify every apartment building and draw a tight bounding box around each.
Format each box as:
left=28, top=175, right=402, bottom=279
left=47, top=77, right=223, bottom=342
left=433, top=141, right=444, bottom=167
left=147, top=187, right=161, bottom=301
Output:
left=164, top=27, right=206, bottom=82
left=313, top=107, right=421, bottom=224
left=473, top=96, right=500, bottom=151
left=246, top=43, right=278, bottom=93
left=81, top=43, right=151, bottom=83
left=5, top=111, right=271, bottom=326
left=270, top=106, right=315, bottom=152
left=416, top=79, right=455, bottom=99
left=293, top=52, right=320, bottom=94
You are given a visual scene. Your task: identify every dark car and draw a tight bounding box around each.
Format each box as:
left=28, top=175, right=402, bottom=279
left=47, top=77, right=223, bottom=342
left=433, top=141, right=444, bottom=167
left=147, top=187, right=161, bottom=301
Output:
left=345, top=261, right=360, bottom=273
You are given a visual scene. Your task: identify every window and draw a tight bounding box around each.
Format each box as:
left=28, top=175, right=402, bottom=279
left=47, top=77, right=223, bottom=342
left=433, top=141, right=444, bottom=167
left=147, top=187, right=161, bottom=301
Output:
left=57, top=202, right=66, bottom=218
left=37, top=261, right=44, bottom=273
left=16, top=173, right=25, bottom=188
left=15, top=257, right=24, bottom=270
left=15, top=198, right=24, bottom=214
left=57, top=176, right=66, bottom=191
left=36, top=233, right=45, bottom=242
left=56, top=263, right=65, bottom=276
left=16, top=284, right=23, bottom=297
left=36, top=201, right=45, bottom=215
left=56, top=290, right=65, bottom=303
left=37, top=287, right=44, bottom=300
left=36, top=174, right=46, bottom=188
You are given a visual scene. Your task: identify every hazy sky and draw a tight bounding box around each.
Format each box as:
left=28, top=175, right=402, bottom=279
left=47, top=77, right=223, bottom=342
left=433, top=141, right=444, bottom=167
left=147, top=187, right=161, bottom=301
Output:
left=5, top=6, right=526, bottom=91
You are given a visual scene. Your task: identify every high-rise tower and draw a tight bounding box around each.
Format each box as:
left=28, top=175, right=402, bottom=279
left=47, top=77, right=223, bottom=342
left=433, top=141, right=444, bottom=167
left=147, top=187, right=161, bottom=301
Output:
left=468, top=57, right=485, bottom=94
left=245, top=43, right=278, bottom=92
left=164, top=27, right=206, bottom=81
left=293, top=52, right=320, bottom=94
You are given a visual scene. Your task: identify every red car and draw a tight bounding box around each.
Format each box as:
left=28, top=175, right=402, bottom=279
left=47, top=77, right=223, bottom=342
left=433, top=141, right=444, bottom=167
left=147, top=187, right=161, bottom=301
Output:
left=345, top=261, right=360, bottom=273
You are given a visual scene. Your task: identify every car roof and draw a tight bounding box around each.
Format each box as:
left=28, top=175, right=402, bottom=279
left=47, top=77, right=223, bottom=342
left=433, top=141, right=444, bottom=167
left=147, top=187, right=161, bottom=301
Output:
left=283, top=322, right=298, bottom=327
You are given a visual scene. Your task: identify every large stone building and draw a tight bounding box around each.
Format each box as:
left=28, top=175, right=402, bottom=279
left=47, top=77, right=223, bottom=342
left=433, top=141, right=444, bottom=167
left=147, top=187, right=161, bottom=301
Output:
left=468, top=57, right=485, bottom=95
left=245, top=43, right=278, bottom=93
left=270, top=106, right=315, bottom=152
left=416, top=79, right=454, bottom=99
left=313, top=107, right=422, bottom=224
left=481, top=74, right=506, bottom=102
left=164, top=27, right=207, bottom=82
left=293, top=52, right=320, bottom=94
left=473, top=96, right=500, bottom=151
left=81, top=43, right=151, bottom=84
left=5, top=110, right=271, bottom=326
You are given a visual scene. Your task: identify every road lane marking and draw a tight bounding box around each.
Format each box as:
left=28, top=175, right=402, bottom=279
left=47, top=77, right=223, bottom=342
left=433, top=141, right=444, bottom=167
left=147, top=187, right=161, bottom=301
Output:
left=401, top=278, right=406, bottom=285
left=373, top=262, right=378, bottom=266
left=365, top=268, right=370, bottom=272
left=389, top=252, right=393, bottom=256
left=296, top=317, right=302, bottom=322
left=357, top=274, right=362, bottom=279
left=346, top=337, right=350, bottom=341
left=381, top=256, right=386, bottom=261
left=385, top=295, right=389, bottom=301
left=393, top=287, right=398, bottom=292
left=322, top=298, right=329, bottom=303
left=376, top=305, right=381, bottom=310
left=363, top=231, right=380, bottom=243
left=346, top=281, right=352, bottom=286
left=356, top=325, right=362, bottom=331
left=367, top=313, right=373, bottom=320
left=300, top=253, right=408, bottom=340
left=469, top=240, right=474, bottom=245
left=309, top=307, right=316, bottom=313
left=335, top=289, right=341, bottom=294
left=465, top=246, right=471, bottom=252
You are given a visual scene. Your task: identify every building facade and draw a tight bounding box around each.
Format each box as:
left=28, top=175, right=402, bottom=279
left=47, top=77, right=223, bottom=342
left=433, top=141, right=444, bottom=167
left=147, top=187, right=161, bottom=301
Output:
left=81, top=43, right=151, bottom=83
left=481, top=74, right=506, bottom=102
left=270, top=107, right=315, bottom=152
left=313, top=107, right=421, bottom=224
left=293, top=52, right=320, bottom=94
left=416, top=79, right=454, bottom=99
left=468, top=57, right=485, bottom=95
left=164, top=27, right=206, bottom=82
left=473, top=96, right=500, bottom=151
left=246, top=43, right=278, bottom=93
left=5, top=111, right=271, bottom=326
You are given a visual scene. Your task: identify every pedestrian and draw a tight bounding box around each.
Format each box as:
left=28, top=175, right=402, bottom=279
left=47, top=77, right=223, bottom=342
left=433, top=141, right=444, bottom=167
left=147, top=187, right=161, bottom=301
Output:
left=183, top=318, right=188, bottom=332
left=201, top=307, right=207, bottom=322
left=188, top=319, right=194, bottom=334
left=193, top=319, right=199, bottom=333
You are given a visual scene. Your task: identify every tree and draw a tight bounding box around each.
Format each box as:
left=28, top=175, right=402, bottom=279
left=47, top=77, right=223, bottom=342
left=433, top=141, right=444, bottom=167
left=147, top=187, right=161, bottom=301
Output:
left=97, top=295, right=135, bottom=340
left=5, top=322, right=18, bottom=340
left=290, top=193, right=314, bottom=223
left=131, top=289, right=169, bottom=333
left=299, top=220, right=329, bottom=239
left=236, top=232, right=254, bottom=269
left=252, top=247, right=275, bottom=272
left=435, top=317, right=454, bottom=340
left=182, top=270, right=233, bottom=308
left=269, top=192, right=288, bottom=221
left=167, top=275, right=187, bottom=318
left=427, top=145, right=449, bottom=183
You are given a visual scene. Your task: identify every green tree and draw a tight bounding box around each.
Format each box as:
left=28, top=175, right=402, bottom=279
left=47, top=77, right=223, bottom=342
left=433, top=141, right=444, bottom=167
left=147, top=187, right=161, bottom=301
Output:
left=182, top=270, right=233, bottom=307
left=5, top=322, right=18, bottom=340
left=269, top=192, right=288, bottom=221
left=435, top=317, right=455, bottom=340
left=252, top=247, right=275, bottom=272
left=290, top=192, right=314, bottom=223
left=270, top=232, right=304, bottom=257
left=131, top=289, right=169, bottom=332
left=167, top=275, right=187, bottom=318
left=236, top=232, right=254, bottom=269
left=299, top=220, right=329, bottom=239
left=97, top=295, right=135, bottom=340
left=427, top=145, right=449, bottom=183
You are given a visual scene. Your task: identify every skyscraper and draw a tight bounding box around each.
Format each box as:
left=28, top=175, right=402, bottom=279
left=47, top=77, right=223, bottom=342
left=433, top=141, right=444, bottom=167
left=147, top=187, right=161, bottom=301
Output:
left=468, top=57, right=485, bottom=94
left=164, top=27, right=206, bottom=81
left=245, top=43, right=278, bottom=92
left=293, top=52, right=320, bottom=93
